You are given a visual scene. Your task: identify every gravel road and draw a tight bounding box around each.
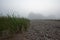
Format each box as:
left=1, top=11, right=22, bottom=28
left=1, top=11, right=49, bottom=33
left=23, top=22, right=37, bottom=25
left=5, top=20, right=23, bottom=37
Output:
left=6, top=20, right=60, bottom=40
left=24, top=20, right=60, bottom=40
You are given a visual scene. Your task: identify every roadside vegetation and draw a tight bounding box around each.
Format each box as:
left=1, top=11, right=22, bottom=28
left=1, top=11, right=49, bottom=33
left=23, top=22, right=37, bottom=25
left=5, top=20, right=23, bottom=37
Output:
left=0, top=14, right=30, bottom=39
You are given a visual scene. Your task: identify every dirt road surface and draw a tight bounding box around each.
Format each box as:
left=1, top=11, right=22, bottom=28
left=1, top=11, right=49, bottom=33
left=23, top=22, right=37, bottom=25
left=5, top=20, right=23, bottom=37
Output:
left=4, top=20, right=60, bottom=40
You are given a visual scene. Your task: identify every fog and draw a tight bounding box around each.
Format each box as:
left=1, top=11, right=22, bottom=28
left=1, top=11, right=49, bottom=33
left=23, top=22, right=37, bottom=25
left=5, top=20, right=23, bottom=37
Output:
left=28, top=12, right=60, bottom=19
left=0, top=0, right=60, bottom=19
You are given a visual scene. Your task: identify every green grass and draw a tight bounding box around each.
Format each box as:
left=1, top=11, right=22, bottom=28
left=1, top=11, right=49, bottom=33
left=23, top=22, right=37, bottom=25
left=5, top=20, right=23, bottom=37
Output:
left=0, top=15, right=30, bottom=37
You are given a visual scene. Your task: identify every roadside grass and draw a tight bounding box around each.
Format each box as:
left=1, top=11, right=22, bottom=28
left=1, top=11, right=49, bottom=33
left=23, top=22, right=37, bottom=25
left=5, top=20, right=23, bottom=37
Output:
left=0, top=15, right=30, bottom=38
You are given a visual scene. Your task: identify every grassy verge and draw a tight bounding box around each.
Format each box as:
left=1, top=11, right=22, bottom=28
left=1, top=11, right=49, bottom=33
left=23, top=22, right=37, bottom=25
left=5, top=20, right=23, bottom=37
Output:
left=0, top=15, right=30, bottom=39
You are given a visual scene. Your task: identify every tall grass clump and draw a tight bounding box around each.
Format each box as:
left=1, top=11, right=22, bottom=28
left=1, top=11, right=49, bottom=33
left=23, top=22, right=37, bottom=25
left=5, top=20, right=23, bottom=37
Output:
left=0, top=14, right=30, bottom=38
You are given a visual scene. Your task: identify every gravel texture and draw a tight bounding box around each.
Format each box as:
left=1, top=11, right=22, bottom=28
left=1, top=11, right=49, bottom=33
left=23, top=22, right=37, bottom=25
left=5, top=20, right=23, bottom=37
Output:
left=24, top=20, right=60, bottom=40
left=2, top=20, right=60, bottom=40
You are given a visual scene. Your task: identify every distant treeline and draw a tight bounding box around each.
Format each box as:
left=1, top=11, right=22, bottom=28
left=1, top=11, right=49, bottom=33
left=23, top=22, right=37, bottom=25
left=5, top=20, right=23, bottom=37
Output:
left=28, top=13, right=60, bottom=20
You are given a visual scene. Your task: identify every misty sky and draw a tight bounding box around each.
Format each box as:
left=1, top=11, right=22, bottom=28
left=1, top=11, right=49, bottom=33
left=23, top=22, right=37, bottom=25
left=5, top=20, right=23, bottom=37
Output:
left=0, top=0, right=60, bottom=17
